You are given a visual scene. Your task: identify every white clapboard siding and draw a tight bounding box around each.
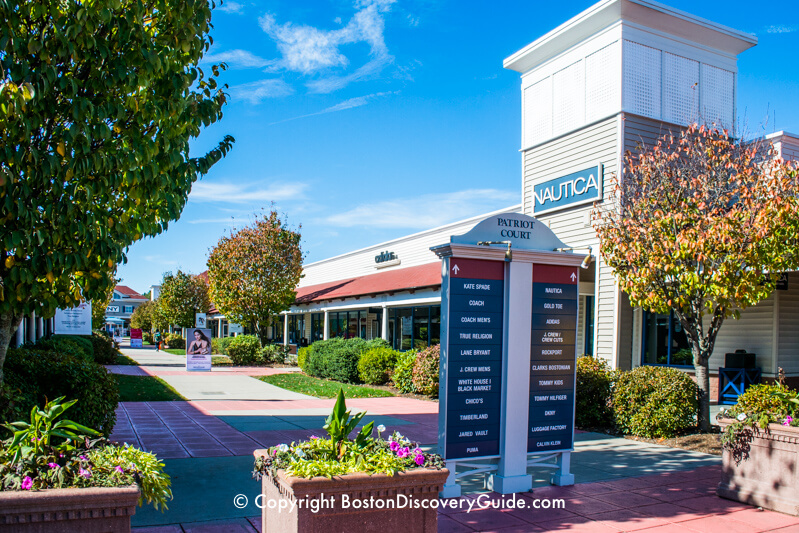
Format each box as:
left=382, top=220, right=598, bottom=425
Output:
left=300, top=206, right=521, bottom=287
left=713, top=297, right=775, bottom=375
left=576, top=295, right=586, bottom=357
left=778, top=273, right=799, bottom=376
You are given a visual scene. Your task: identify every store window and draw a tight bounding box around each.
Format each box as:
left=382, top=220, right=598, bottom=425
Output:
left=388, top=306, right=441, bottom=351
left=311, top=313, right=324, bottom=342
left=288, top=315, right=305, bottom=345
left=642, top=311, right=692, bottom=366
left=583, top=296, right=594, bottom=356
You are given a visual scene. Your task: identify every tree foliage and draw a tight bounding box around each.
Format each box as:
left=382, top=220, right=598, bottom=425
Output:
left=0, top=0, right=233, bottom=382
left=157, top=271, right=209, bottom=329
left=594, top=124, right=799, bottom=430
left=130, top=299, right=155, bottom=332
left=91, top=282, right=115, bottom=331
left=207, top=211, right=303, bottom=344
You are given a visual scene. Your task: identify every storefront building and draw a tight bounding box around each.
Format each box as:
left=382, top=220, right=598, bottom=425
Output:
left=282, top=0, right=799, bottom=392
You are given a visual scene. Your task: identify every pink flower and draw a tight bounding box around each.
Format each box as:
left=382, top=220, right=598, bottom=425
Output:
left=115, top=466, right=125, bottom=474
left=79, top=468, right=92, bottom=479
left=414, top=454, right=425, bottom=466
left=47, top=462, right=59, bottom=469
left=21, top=477, right=33, bottom=490
left=310, top=435, right=319, bottom=439
left=389, top=441, right=400, bottom=452
left=397, top=447, right=410, bottom=459
left=412, top=447, right=423, bottom=455
left=785, top=416, right=794, bottom=426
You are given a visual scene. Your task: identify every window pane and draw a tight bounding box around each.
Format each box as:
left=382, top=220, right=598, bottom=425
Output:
left=396, top=308, right=413, bottom=351
left=430, top=306, right=441, bottom=345
left=413, top=306, right=430, bottom=350
left=643, top=312, right=669, bottom=365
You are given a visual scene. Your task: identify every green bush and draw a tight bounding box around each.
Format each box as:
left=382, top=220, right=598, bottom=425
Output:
left=297, top=347, right=310, bottom=370
left=304, top=338, right=388, bottom=383
left=81, top=333, right=118, bottom=364
left=576, top=356, right=615, bottom=428
left=165, top=333, right=185, bottom=349
left=392, top=350, right=417, bottom=393
left=226, top=335, right=261, bottom=365
left=2, top=347, right=119, bottom=435
left=212, top=336, right=234, bottom=355
left=142, top=331, right=153, bottom=344
left=52, top=334, right=95, bottom=358
left=34, top=336, right=92, bottom=361
left=412, top=344, right=440, bottom=397
left=612, top=366, right=698, bottom=438
left=726, top=383, right=798, bottom=428
left=358, top=347, right=400, bottom=385
left=261, top=344, right=290, bottom=364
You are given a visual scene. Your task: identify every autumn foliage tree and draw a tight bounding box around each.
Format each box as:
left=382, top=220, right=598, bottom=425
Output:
left=207, top=211, right=303, bottom=345
left=0, top=0, right=234, bottom=383
left=130, top=299, right=155, bottom=332
left=594, top=124, right=799, bottom=430
left=157, top=271, right=210, bottom=329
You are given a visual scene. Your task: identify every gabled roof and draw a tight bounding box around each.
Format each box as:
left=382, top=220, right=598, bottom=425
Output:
left=114, top=285, right=145, bottom=299
left=295, top=262, right=441, bottom=304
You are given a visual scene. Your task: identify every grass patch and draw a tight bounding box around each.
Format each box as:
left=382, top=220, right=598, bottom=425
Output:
left=114, top=374, right=186, bottom=401
left=164, top=348, right=185, bottom=355
left=213, top=355, right=233, bottom=366
left=258, top=374, right=394, bottom=399
left=115, top=354, right=138, bottom=365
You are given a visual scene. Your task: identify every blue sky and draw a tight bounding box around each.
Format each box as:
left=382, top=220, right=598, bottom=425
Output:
left=117, top=0, right=799, bottom=293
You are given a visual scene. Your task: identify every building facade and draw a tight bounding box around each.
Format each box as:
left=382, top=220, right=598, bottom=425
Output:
left=104, top=285, right=148, bottom=335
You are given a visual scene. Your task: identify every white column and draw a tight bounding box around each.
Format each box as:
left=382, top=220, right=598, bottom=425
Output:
left=15, top=320, right=24, bottom=347
left=489, top=261, right=533, bottom=494
left=283, top=314, right=289, bottom=346
left=36, top=316, right=44, bottom=340
left=323, top=311, right=330, bottom=340
left=381, top=304, right=389, bottom=340
left=27, top=312, right=36, bottom=344
left=218, top=319, right=223, bottom=338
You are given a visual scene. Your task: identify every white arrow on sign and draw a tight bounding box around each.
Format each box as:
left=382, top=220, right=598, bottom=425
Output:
left=570, top=272, right=577, bottom=282
left=452, top=264, right=460, bottom=275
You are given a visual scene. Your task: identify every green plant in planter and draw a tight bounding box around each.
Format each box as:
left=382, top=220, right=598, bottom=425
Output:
left=0, top=397, right=172, bottom=510
left=253, top=389, right=443, bottom=480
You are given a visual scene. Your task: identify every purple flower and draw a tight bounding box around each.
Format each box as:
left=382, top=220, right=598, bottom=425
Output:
left=47, top=462, right=59, bottom=469
left=115, top=466, right=125, bottom=474
left=412, top=447, right=423, bottom=455
left=21, top=477, right=33, bottom=490
left=79, top=468, right=92, bottom=479
left=389, top=441, right=400, bottom=452
left=397, top=447, right=410, bottom=459
left=414, top=454, right=425, bottom=466
left=785, top=416, right=794, bottom=426
left=79, top=455, right=87, bottom=461
left=310, top=435, right=319, bottom=440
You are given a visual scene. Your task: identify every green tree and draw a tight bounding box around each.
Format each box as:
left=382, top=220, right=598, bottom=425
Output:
left=130, top=299, right=155, bottom=332
left=157, top=270, right=210, bottom=329
left=207, top=211, right=303, bottom=345
left=0, top=1, right=233, bottom=383
left=91, top=281, right=116, bottom=331
left=594, top=124, right=799, bottom=430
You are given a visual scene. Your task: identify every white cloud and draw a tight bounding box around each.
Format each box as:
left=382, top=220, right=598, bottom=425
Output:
left=271, top=91, right=396, bottom=124
left=216, top=1, right=244, bottom=14
left=258, top=0, right=396, bottom=92
left=322, top=189, right=519, bottom=229
left=766, top=25, right=797, bottom=34
left=186, top=218, right=240, bottom=226
left=190, top=181, right=308, bottom=204
left=143, top=255, right=178, bottom=266
left=228, top=78, right=294, bottom=104
left=203, top=49, right=272, bottom=68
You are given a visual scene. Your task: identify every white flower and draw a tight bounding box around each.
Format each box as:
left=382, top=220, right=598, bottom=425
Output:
left=377, top=424, right=386, bottom=433
left=295, top=449, right=306, bottom=459
left=278, top=444, right=290, bottom=453
left=737, top=413, right=747, bottom=422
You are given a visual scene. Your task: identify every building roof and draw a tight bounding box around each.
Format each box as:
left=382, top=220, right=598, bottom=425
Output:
left=114, top=285, right=145, bottom=299
left=295, top=262, right=442, bottom=304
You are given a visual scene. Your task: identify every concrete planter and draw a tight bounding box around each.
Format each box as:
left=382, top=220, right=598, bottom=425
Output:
left=254, top=451, right=448, bottom=533
left=717, top=418, right=799, bottom=516
left=0, top=485, right=140, bottom=532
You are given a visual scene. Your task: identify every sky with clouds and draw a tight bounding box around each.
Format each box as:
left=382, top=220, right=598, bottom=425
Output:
left=117, top=0, right=799, bottom=293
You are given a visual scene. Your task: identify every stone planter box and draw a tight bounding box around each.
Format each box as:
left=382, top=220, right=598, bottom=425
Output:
left=254, top=450, right=448, bottom=533
left=0, top=485, right=140, bottom=532
left=717, top=418, right=799, bottom=516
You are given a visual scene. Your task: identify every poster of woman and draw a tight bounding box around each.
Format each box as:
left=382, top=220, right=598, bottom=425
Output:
left=185, top=328, right=213, bottom=371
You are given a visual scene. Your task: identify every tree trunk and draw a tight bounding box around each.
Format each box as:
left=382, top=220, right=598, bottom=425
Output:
left=0, top=313, right=23, bottom=386
left=694, top=360, right=711, bottom=432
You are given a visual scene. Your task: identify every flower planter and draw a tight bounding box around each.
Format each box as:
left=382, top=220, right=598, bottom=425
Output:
left=0, top=485, right=140, bottom=532
left=254, top=450, right=448, bottom=533
left=717, top=418, right=799, bottom=516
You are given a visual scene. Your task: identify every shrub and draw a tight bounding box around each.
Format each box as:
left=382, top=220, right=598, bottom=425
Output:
left=51, top=334, right=95, bottom=358
left=392, top=350, right=417, bottom=393
left=304, top=338, right=388, bottom=383
left=34, top=336, right=92, bottom=361
left=261, top=344, right=290, bottom=364
left=226, top=335, right=262, bottom=365
left=726, top=383, right=799, bottom=428
left=2, top=347, right=119, bottom=435
left=142, top=331, right=153, bottom=344
left=576, top=356, right=615, bottom=428
left=165, top=333, right=185, bottom=349
left=297, top=346, right=310, bottom=370
left=612, top=366, right=698, bottom=438
left=358, top=347, right=400, bottom=385
left=412, top=344, right=440, bottom=397
left=212, top=336, right=234, bottom=355
left=81, top=333, right=119, bottom=364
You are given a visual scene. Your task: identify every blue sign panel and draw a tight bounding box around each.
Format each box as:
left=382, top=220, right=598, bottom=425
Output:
left=533, top=165, right=602, bottom=214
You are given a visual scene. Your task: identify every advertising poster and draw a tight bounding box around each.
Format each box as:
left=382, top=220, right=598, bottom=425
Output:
left=195, top=313, right=207, bottom=328
left=130, top=329, right=143, bottom=348
left=186, top=328, right=212, bottom=371
left=54, top=302, right=92, bottom=335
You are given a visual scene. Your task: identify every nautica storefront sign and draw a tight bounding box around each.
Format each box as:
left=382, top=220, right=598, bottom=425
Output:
left=533, top=165, right=602, bottom=214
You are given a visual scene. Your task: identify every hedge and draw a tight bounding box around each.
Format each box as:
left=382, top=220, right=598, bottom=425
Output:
left=304, top=338, right=388, bottom=383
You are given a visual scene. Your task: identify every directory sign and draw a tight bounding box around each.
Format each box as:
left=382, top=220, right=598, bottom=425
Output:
left=528, top=264, right=578, bottom=453
left=130, top=328, right=143, bottom=348
left=444, top=258, right=505, bottom=460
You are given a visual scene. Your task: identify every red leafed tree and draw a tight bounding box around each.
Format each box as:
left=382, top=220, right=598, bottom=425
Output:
left=206, top=211, right=303, bottom=344
left=594, top=124, right=799, bottom=431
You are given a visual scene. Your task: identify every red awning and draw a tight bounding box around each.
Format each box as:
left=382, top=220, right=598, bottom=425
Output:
left=295, top=262, right=442, bottom=304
